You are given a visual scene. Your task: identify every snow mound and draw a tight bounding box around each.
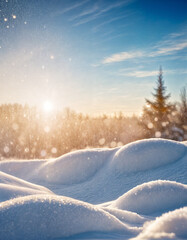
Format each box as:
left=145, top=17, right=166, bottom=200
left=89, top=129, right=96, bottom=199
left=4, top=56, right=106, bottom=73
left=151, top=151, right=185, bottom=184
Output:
left=112, top=139, right=186, bottom=173
left=0, top=171, right=50, bottom=191
left=132, top=207, right=187, bottom=240
left=0, top=159, right=45, bottom=179
left=0, top=149, right=114, bottom=185
left=35, top=149, right=113, bottom=184
left=0, top=139, right=187, bottom=239
left=111, top=180, right=187, bottom=215
left=0, top=139, right=186, bottom=187
left=0, top=195, right=136, bottom=240
left=101, top=207, right=149, bottom=225
left=0, top=171, right=53, bottom=202
left=0, top=184, right=53, bottom=202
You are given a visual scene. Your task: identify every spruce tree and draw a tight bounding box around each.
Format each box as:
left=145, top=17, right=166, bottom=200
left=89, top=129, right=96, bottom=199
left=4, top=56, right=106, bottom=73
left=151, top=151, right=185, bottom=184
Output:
left=141, top=67, right=173, bottom=138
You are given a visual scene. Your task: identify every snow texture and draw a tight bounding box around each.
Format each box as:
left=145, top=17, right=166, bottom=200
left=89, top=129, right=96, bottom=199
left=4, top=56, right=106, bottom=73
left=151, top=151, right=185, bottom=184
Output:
left=111, top=180, right=187, bottom=215
left=132, top=207, right=187, bottom=240
left=0, top=138, right=186, bottom=239
left=111, top=138, right=186, bottom=173
left=0, top=195, right=137, bottom=240
left=0, top=171, right=53, bottom=202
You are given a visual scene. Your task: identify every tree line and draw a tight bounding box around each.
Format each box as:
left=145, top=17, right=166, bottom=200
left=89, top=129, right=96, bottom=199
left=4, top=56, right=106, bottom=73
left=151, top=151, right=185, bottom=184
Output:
left=0, top=68, right=186, bottom=159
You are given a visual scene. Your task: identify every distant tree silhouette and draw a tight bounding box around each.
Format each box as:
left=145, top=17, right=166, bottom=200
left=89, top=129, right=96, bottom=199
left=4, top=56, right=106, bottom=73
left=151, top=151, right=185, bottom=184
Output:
left=0, top=103, right=144, bottom=159
left=176, top=87, right=187, bottom=139
left=141, top=67, right=173, bottom=138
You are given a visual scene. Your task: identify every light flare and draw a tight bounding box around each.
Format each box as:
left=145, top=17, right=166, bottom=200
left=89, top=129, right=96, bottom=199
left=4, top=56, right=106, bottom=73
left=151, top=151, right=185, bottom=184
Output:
left=43, top=101, right=54, bottom=113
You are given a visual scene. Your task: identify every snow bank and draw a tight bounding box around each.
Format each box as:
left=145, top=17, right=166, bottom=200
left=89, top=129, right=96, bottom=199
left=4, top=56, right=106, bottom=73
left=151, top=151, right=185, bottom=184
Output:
left=0, top=149, right=114, bottom=185
left=0, top=139, right=186, bottom=205
left=112, top=139, right=186, bottom=173
left=101, top=207, right=149, bottom=225
left=111, top=180, right=187, bottom=215
left=132, top=207, right=187, bottom=240
left=35, top=148, right=113, bottom=184
left=0, top=159, right=45, bottom=179
left=0, top=171, right=50, bottom=191
left=0, top=171, right=53, bottom=202
left=0, top=139, right=186, bottom=187
left=0, top=184, right=53, bottom=202
left=0, top=139, right=186, bottom=239
left=0, top=195, right=136, bottom=240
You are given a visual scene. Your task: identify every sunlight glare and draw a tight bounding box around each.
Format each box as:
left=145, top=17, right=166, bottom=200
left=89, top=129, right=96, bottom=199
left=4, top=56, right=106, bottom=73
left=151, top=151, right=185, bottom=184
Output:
left=43, top=101, right=53, bottom=113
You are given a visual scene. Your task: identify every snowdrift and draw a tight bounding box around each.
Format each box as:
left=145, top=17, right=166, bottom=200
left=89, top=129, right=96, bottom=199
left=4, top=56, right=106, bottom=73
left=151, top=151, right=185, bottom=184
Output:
left=0, top=171, right=53, bottom=202
left=0, top=139, right=186, bottom=185
left=35, top=148, right=113, bottom=184
left=0, top=195, right=137, bottom=240
left=0, top=138, right=186, bottom=239
left=0, top=138, right=186, bottom=204
left=110, top=180, right=187, bottom=215
left=111, top=138, right=186, bottom=172
left=132, top=207, right=187, bottom=240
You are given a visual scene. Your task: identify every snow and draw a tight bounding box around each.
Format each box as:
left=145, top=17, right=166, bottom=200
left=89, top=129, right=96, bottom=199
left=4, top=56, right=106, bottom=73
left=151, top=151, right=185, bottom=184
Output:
left=0, top=171, right=53, bottom=202
left=35, top=148, right=113, bottom=184
left=0, top=149, right=114, bottom=184
left=110, top=180, right=187, bottom=215
left=0, top=184, right=51, bottom=202
left=0, top=195, right=137, bottom=240
left=132, top=207, right=187, bottom=240
left=0, top=138, right=186, bottom=239
left=111, top=138, right=186, bottom=173
left=100, top=207, right=149, bottom=225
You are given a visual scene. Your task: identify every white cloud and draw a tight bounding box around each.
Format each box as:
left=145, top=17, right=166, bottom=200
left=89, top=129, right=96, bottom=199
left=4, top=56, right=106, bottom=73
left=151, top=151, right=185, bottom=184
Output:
left=102, top=51, right=144, bottom=64
left=100, top=30, right=187, bottom=65
left=101, top=39, right=187, bottom=65
left=122, top=70, right=158, bottom=78
left=73, top=13, right=101, bottom=26
left=72, top=0, right=134, bottom=26
left=52, top=0, right=90, bottom=16
left=69, top=4, right=99, bottom=21
left=93, top=14, right=130, bottom=32
left=150, top=41, right=187, bottom=56
left=169, top=32, right=185, bottom=38
left=119, top=68, right=187, bottom=78
left=98, top=0, right=133, bottom=14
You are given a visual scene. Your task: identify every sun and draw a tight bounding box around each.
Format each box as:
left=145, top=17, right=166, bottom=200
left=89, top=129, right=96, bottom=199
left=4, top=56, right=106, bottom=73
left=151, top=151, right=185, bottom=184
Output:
left=43, top=101, right=53, bottom=113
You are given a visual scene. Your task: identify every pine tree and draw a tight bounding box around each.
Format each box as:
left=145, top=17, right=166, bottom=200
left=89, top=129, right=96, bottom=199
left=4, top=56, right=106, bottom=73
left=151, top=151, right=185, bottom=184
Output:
left=141, top=67, right=173, bottom=138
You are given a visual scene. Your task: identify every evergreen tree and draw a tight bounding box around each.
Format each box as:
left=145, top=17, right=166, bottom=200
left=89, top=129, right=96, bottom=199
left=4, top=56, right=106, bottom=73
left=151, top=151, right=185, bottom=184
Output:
left=141, top=67, right=173, bottom=138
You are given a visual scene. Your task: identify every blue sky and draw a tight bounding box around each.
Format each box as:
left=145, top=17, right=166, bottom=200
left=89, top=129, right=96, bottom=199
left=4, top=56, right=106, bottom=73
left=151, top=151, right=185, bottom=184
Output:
left=0, top=0, right=187, bottom=115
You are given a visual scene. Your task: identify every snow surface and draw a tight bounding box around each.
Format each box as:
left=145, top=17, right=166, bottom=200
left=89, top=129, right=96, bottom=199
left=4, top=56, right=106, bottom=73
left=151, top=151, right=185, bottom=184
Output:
left=0, top=138, right=186, bottom=239
left=110, top=180, right=187, bottom=215
left=0, top=195, right=137, bottom=240
left=111, top=139, right=186, bottom=173
left=0, top=171, right=53, bottom=202
left=132, top=207, right=187, bottom=240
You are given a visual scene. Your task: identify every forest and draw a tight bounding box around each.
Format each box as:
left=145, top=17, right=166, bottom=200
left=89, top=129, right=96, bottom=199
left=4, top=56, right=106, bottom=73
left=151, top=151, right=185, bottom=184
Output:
left=0, top=69, right=187, bottom=159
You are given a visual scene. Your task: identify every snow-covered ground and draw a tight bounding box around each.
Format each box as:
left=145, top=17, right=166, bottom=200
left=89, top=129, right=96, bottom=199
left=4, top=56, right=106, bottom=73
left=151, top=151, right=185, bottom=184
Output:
left=0, top=138, right=187, bottom=240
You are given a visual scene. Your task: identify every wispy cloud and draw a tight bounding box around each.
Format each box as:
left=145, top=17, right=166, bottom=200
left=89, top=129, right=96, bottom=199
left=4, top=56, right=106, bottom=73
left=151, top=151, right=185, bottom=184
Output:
left=101, top=30, right=187, bottom=64
left=52, top=0, right=90, bottom=16
left=121, top=70, right=158, bottom=78
left=69, top=4, right=99, bottom=21
left=97, top=0, right=132, bottom=14
left=150, top=41, right=187, bottom=56
left=169, top=32, right=185, bottom=38
left=72, top=0, right=134, bottom=27
left=119, top=68, right=187, bottom=78
left=102, top=51, right=144, bottom=64
left=92, top=14, right=130, bottom=32
left=73, top=12, right=102, bottom=26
